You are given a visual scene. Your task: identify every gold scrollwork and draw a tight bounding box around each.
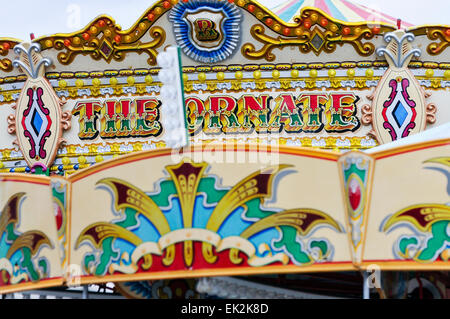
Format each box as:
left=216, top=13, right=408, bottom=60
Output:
left=421, top=27, right=450, bottom=55
left=242, top=7, right=395, bottom=60
left=0, top=39, right=20, bottom=72
left=2, top=1, right=174, bottom=67
left=45, top=24, right=165, bottom=66
left=242, top=25, right=309, bottom=61
left=0, top=58, right=13, bottom=72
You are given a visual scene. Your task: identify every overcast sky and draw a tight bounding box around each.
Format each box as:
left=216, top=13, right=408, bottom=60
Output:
left=1, top=0, right=449, bottom=40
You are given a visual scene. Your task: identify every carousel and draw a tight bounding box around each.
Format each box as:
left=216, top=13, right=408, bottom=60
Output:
left=0, top=0, right=449, bottom=299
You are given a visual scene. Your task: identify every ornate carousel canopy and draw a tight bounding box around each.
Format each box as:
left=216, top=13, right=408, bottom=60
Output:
left=0, top=0, right=448, bottom=299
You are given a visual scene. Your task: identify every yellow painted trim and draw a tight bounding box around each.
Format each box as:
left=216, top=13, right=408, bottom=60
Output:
left=0, top=278, right=64, bottom=295
left=0, top=136, right=374, bottom=169
left=67, top=144, right=341, bottom=182
left=408, top=25, right=450, bottom=35
left=1, top=75, right=447, bottom=104
left=65, top=178, right=73, bottom=279
left=359, top=261, right=450, bottom=270
left=370, top=138, right=450, bottom=160
left=360, top=156, right=376, bottom=265
left=0, top=173, right=51, bottom=185
left=77, top=262, right=356, bottom=286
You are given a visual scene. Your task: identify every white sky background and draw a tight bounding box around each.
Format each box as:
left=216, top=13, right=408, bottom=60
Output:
left=0, top=0, right=449, bottom=40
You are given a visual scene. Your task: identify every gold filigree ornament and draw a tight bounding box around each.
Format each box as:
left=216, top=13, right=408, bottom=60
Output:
left=37, top=12, right=166, bottom=65
left=242, top=7, right=395, bottom=61
left=410, top=26, right=450, bottom=56
left=0, top=39, right=20, bottom=72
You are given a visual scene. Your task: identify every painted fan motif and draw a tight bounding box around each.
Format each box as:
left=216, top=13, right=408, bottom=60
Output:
left=76, top=159, right=343, bottom=276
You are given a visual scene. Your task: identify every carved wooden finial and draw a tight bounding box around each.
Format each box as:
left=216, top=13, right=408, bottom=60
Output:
left=376, top=31, right=421, bottom=69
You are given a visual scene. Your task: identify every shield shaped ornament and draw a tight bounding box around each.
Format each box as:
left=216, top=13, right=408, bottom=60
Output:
left=7, top=43, right=71, bottom=170
left=184, top=10, right=226, bottom=50
left=169, top=0, right=241, bottom=63
left=362, top=30, right=437, bottom=144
